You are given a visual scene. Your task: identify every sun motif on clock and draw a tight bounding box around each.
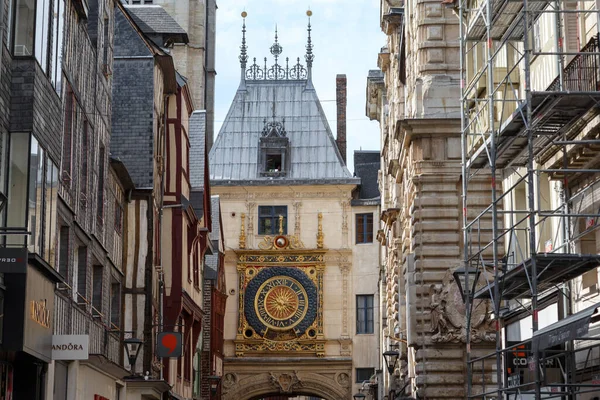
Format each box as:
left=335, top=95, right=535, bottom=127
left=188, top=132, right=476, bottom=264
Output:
left=255, top=276, right=308, bottom=331
left=244, top=266, right=317, bottom=338
left=265, top=286, right=298, bottom=319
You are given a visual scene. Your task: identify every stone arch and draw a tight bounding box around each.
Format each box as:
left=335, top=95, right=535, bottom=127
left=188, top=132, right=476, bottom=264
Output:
left=222, top=371, right=351, bottom=400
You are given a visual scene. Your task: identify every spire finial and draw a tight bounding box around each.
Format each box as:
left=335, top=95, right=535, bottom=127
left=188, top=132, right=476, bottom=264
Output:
left=239, top=11, right=248, bottom=70
left=305, top=10, right=314, bottom=70
left=270, top=25, right=283, bottom=66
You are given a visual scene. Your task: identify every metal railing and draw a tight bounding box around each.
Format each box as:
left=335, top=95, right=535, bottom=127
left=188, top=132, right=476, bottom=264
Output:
left=547, top=34, right=600, bottom=92
left=54, top=291, right=121, bottom=364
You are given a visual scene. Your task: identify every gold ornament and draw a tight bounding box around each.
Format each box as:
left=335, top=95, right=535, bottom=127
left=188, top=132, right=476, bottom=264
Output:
left=239, top=213, right=247, bottom=249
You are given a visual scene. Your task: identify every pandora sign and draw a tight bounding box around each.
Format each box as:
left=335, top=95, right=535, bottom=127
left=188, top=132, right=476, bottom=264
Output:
left=52, top=335, right=89, bottom=360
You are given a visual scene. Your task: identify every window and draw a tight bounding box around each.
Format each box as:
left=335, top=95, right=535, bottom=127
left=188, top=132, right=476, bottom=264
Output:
left=110, top=279, right=121, bottom=330
left=356, top=368, right=374, bottom=384
left=34, top=0, right=51, bottom=71
left=5, top=133, right=58, bottom=263
left=115, top=201, right=123, bottom=235
left=10, top=0, right=57, bottom=73
left=258, top=206, right=287, bottom=235
left=97, top=145, right=106, bottom=223
left=13, top=0, right=35, bottom=56
left=356, top=295, right=374, bottom=334
left=266, top=153, right=282, bottom=172
left=533, top=19, right=542, bottom=53
left=356, top=213, right=374, bottom=243
left=92, top=264, right=103, bottom=317
left=77, top=246, right=88, bottom=304
left=80, top=120, right=89, bottom=208
left=102, top=15, right=111, bottom=75
left=58, top=226, right=69, bottom=279
left=62, top=85, right=75, bottom=186
left=50, top=0, right=65, bottom=91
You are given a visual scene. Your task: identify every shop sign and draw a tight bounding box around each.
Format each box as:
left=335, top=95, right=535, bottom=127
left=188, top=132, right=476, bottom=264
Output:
left=22, top=265, right=55, bottom=362
left=52, top=335, right=89, bottom=360
left=30, top=299, right=51, bottom=328
left=0, top=247, right=27, bottom=273
left=156, top=332, right=182, bottom=358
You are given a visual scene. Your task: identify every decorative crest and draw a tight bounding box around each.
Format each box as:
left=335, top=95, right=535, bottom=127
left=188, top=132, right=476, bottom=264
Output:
left=242, top=11, right=312, bottom=81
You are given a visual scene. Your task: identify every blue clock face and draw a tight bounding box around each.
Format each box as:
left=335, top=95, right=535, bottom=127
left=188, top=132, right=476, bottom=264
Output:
left=244, top=267, right=317, bottom=337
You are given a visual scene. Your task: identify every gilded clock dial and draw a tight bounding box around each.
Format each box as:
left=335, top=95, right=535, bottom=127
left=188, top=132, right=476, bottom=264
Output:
left=255, top=276, right=308, bottom=331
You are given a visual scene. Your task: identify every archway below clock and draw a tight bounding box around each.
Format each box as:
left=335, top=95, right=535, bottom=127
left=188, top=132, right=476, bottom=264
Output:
left=222, top=367, right=351, bottom=400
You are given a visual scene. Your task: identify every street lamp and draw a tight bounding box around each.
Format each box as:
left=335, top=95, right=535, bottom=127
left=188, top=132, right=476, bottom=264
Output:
left=452, top=265, right=480, bottom=303
left=383, top=344, right=400, bottom=374
left=123, top=337, right=143, bottom=376
left=208, top=375, right=221, bottom=396
left=353, top=393, right=366, bottom=400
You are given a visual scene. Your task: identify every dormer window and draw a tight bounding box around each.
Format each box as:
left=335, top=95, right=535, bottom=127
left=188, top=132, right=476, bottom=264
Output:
left=259, top=117, right=289, bottom=177
left=266, top=154, right=282, bottom=172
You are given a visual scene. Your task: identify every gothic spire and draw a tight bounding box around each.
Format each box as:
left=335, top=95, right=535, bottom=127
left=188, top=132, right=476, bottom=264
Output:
left=239, top=11, right=248, bottom=70
left=305, top=10, right=314, bottom=70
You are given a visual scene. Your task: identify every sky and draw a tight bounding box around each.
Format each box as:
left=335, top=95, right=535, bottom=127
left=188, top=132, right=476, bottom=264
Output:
left=214, top=0, right=385, bottom=173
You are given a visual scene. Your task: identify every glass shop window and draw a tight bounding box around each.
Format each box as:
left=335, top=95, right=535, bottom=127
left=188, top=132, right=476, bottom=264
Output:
left=5, top=133, right=58, bottom=265
left=10, top=0, right=64, bottom=78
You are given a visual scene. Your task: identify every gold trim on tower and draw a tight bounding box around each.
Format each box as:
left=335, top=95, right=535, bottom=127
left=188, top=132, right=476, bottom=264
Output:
left=235, top=234, right=327, bottom=357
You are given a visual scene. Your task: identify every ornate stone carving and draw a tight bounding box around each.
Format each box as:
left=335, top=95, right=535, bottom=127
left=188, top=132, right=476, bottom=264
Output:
left=428, top=270, right=495, bottom=343
left=222, top=373, right=238, bottom=392
left=336, top=372, right=350, bottom=387
left=339, top=264, right=350, bottom=337
left=257, top=235, right=305, bottom=250
left=269, top=372, right=302, bottom=393
left=293, top=201, right=302, bottom=236
left=316, top=212, right=324, bottom=249
left=239, top=213, right=247, bottom=249
left=340, top=200, right=350, bottom=248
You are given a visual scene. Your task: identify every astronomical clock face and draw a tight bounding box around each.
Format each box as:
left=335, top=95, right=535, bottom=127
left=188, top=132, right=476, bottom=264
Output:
left=244, top=266, right=317, bottom=339
left=255, top=276, right=308, bottom=331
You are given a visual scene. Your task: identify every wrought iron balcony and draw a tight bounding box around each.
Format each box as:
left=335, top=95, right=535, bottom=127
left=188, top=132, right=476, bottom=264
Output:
left=547, top=34, right=600, bottom=93
left=54, top=291, right=121, bottom=364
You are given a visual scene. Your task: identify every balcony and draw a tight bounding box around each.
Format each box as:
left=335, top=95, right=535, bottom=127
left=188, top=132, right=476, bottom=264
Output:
left=54, top=291, right=121, bottom=364
left=468, top=35, right=600, bottom=169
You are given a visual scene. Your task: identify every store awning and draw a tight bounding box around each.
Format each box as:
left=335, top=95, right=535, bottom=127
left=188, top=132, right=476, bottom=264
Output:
left=533, top=302, right=600, bottom=351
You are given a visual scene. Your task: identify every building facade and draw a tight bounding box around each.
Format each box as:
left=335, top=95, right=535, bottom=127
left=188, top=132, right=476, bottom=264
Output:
left=209, top=13, right=381, bottom=400
left=112, top=4, right=213, bottom=399
left=365, top=1, right=496, bottom=398
left=459, top=0, right=600, bottom=397
left=0, top=0, right=136, bottom=398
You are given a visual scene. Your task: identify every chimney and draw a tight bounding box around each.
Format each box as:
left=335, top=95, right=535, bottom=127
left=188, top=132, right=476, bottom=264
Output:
left=336, top=74, right=347, bottom=164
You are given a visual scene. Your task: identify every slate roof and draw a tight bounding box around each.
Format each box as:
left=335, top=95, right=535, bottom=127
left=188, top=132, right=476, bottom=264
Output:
left=209, top=80, right=359, bottom=185
left=124, top=5, right=188, bottom=44
left=353, top=150, right=381, bottom=202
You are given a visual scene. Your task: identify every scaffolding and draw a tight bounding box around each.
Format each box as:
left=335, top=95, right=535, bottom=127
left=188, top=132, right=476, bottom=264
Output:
left=459, top=0, right=600, bottom=397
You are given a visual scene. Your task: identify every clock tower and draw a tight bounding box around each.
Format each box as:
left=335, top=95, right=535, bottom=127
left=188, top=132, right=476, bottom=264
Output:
left=235, top=230, right=326, bottom=356
left=207, top=11, right=380, bottom=400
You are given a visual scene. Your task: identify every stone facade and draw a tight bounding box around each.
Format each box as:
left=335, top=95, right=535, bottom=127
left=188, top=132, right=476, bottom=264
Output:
left=366, top=1, right=495, bottom=398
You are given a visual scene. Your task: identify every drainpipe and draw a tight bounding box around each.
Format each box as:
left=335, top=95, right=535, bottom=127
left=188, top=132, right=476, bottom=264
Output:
left=157, top=93, right=168, bottom=380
